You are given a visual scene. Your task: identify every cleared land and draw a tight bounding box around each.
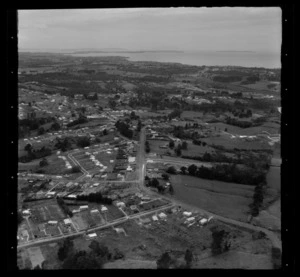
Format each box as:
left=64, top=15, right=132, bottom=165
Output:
left=170, top=175, right=254, bottom=222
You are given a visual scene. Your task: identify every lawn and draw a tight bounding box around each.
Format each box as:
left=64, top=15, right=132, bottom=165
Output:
left=170, top=175, right=254, bottom=222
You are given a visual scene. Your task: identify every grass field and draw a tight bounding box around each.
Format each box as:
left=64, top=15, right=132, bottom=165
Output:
left=170, top=175, right=254, bottom=222
left=181, top=141, right=216, bottom=156
left=27, top=247, right=45, bottom=269
left=202, top=133, right=272, bottom=150
left=193, top=250, right=272, bottom=269
left=18, top=153, right=74, bottom=175
left=149, top=140, right=169, bottom=155
left=266, top=166, right=280, bottom=191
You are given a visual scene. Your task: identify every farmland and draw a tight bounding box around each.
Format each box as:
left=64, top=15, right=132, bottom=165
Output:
left=170, top=175, right=254, bottom=222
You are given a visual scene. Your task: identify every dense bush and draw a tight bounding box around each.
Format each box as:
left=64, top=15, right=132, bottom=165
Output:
left=57, top=197, right=73, bottom=217
left=76, top=192, right=112, bottom=205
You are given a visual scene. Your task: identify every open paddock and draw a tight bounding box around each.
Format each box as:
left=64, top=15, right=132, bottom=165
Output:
left=45, top=224, right=61, bottom=236
left=181, top=141, right=216, bottom=156
left=170, top=175, right=254, bottom=222
left=27, top=246, right=45, bottom=269
left=148, top=140, right=169, bottom=155
left=202, top=133, right=272, bottom=150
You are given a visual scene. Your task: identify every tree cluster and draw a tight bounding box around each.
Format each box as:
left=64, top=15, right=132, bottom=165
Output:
left=76, top=191, right=112, bottom=205
left=168, top=109, right=181, bottom=120
left=76, top=136, right=91, bottom=148
left=20, top=145, right=52, bottom=163
left=39, top=157, right=49, bottom=167
left=192, top=139, right=207, bottom=146
left=186, top=163, right=266, bottom=186
left=115, top=120, right=134, bottom=139
left=146, top=178, right=166, bottom=193
left=225, top=117, right=253, bottom=128
left=210, top=226, right=231, bottom=255
left=66, top=114, right=88, bottom=127
left=249, top=182, right=266, bottom=217
left=57, top=197, right=73, bottom=217
left=173, top=126, right=199, bottom=140
left=55, top=137, right=72, bottom=152
left=145, top=140, right=150, bottom=153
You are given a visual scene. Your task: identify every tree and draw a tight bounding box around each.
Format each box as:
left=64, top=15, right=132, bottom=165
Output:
left=175, top=146, right=182, bottom=156
left=162, top=173, right=169, bottom=181
left=51, top=121, right=61, bottom=131
left=182, top=141, right=188, bottom=150
left=151, top=178, right=160, bottom=188
left=113, top=248, right=124, bottom=260
left=180, top=166, right=187, bottom=175
left=24, top=143, right=33, bottom=153
left=38, top=126, right=45, bottom=135
left=17, top=212, right=23, bottom=226
left=184, top=249, right=193, bottom=268
left=169, top=184, right=174, bottom=195
left=77, top=137, right=90, bottom=148
left=210, top=226, right=231, bottom=255
left=103, top=129, right=108, bottom=136
left=63, top=251, right=104, bottom=269
left=130, top=111, right=136, bottom=120
left=137, top=120, right=142, bottom=132
left=166, top=166, right=176, bottom=174
left=188, top=164, right=198, bottom=176
left=89, top=241, right=110, bottom=259
left=157, top=252, right=173, bottom=269
left=272, top=247, right=282, bottom=269
left=58, top=238, right=74, bottom=261
left=39, top=158, right=49, bottom=167
left=109, top=99, right=117, bottom=109
left=71, top=166, right=81, bottom=173
left=169, top=140, right=175, bottom=149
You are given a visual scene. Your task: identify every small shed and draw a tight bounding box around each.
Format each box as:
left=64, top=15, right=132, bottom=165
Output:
left=152, top=215, right=158, bottom=221
left=101, top=206, right=108, bottom=212
left=183, top=211, right=192, bottom=217
left=158, top=212, right=167, bottom=219
left=116, top=202, right=126, bottom=208
left=200, top=218, right=208, bottom=225
left=186, top=217, right=195, bottom=223
left=64, top=218, right=72, bottom=225
left=87, top=233, right=97, bottom=239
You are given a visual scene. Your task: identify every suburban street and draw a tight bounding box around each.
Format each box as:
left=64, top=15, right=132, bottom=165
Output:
left=17, top=202, right=174, bottom=249
left=18, top=126, right=281, bottom=252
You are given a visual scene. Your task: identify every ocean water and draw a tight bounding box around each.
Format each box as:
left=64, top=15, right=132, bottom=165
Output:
left=69, top=51, right=281, bottom=69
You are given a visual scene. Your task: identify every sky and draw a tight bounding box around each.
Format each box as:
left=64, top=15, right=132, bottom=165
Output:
left=18, top=7, right=282, bottom=53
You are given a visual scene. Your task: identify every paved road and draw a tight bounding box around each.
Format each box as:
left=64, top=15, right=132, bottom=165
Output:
left=155, top=194, right=281, bottom=250
left=17, top=203, right=174, bottom=249
left=138, top=127, right=147, bottom=190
